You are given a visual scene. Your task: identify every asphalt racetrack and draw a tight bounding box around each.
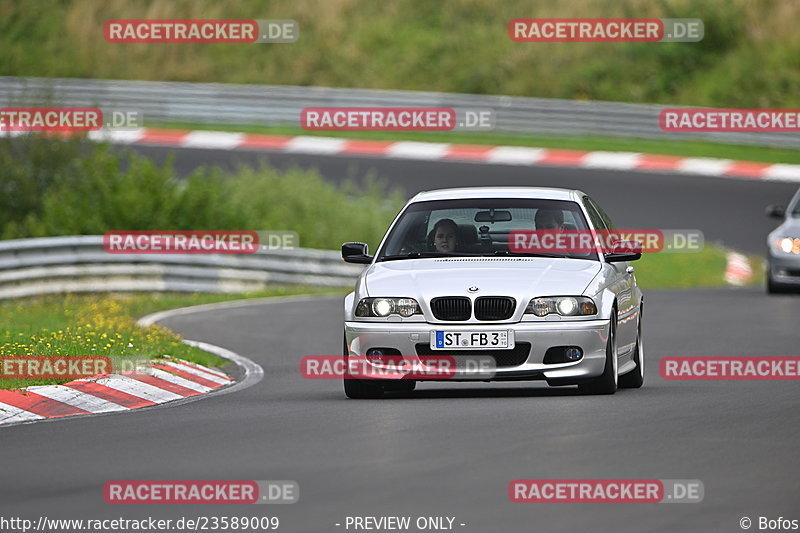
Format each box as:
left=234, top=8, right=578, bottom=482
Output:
left=2, top=148, right=799, bottom=532
left=3, top=289, right=799, bottom=532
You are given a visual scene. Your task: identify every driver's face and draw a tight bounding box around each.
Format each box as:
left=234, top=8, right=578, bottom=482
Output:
left=434, top=228, right=458, bottom=252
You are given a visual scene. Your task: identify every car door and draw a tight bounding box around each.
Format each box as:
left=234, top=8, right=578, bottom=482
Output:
left=583, top=196, right=638, bottom=359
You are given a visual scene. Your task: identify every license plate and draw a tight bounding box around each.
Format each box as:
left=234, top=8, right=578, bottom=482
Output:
left=431, top=330, right=514, bottom=350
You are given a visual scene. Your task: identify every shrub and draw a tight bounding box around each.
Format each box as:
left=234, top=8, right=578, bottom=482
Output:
left=0, top=135, right=405, bottom=251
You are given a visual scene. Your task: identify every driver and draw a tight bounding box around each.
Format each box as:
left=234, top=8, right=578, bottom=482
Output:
left=431, top=218, right=459, bottom=252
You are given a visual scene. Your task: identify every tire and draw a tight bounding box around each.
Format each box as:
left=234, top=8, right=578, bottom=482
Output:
left=392, top=380, right=417, bottom=393
left=618, top=308, right=644, bottom=389
left=342, top=333, right=384, bottom=399
left=767, top=271, right=788, bottom=294
left=578, top=311, right=618, bottom=395
left=343, top=373, right=386, bottom=399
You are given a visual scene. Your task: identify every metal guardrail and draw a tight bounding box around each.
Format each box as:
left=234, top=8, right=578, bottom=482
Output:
left=0, top=236, right=362, bottom=299
left=1, top=77, right=797, bottom=149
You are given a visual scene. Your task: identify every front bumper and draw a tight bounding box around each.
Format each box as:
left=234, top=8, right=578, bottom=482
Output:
left=344, top=319, right=610, bottom=383
left=769, top=254, right=800, bottom=286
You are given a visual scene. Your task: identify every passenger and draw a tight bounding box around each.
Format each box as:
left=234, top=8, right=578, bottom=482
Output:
left=431, top=218, right=459, bottom=253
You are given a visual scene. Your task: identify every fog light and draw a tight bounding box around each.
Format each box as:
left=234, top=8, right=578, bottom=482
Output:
left=366, top=348, right=385, bottom=361
left=366, top=348, right=403, bottom=363
left=565, top=347, right=583, bottom=361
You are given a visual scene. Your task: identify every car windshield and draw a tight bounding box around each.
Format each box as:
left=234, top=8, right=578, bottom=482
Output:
left=376, top=198, right=598, bottom=261
left=792, top=190, right=800, bottom=216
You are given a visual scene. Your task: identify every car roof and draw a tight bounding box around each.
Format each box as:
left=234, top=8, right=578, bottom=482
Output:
left=408, top=187, right=586, bottom=203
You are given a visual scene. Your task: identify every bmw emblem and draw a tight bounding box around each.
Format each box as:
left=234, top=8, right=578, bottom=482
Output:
left=468, top=286, right=479, bottom=293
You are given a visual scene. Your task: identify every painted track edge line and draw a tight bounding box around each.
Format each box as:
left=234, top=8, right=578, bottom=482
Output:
left=136, top=294, right=334, bottom=327
left=0, top=302, right=272, bottom=429
left=85, top=127, right=800, bottom=183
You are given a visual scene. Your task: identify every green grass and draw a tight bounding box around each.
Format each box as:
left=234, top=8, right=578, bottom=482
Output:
left=0, top=286, right=344, bottom=390
left=156, top=122, right=800, bottom=165
left=635, top=245, right=764, bottom=289
left=1, top=0, right=799, bottom=108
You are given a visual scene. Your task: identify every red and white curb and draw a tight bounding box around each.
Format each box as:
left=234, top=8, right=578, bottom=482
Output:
left=82, top=128, right=800, bottom=182
left=0, top=358, right=232, bottom=426
left=725, top=252, right=754, bottom=286
left=0, top=301, right=269, bottom=428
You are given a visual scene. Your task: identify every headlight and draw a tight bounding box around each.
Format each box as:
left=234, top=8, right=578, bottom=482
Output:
left=356, top=297, right=422, bottom=318
left=774, top=237, right=800, bottom=254
left=525, top=296, right=597, bottom=317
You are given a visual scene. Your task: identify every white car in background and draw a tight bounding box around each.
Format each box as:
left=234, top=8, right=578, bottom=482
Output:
left=341, top=187, right=644, bottom=398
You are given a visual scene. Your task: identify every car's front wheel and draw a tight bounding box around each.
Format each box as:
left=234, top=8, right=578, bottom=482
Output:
left=767, top=269, right=789, bottom=294
left=618, top=309, right=644, bottom=389
left=343, top=374, right=386, bottom=399
left=343, top=334, right=384, bottom=399
left=578, top=311, right=618, bottom=395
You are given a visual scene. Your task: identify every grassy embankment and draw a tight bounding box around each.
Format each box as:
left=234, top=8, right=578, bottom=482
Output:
left=0, top=288, right=343, bottom=390
left=4, top=0, right=800, bottom=163
left=2, top=0, right=798, bottom=108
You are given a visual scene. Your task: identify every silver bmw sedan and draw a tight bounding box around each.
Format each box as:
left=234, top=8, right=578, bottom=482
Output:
left=341, top=187, right=644, bottom=398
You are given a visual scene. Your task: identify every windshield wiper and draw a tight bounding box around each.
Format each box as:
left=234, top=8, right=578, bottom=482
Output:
left=379, top=251, right=478, bottom=262
left=483, top=250, right=568, bottom=258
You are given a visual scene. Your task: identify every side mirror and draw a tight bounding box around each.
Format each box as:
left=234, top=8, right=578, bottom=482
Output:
left=342, top=242, right=373, bottom=264
left=766, top=205, right=786, bottom=219
left=605, top=240, right=642, bottom=263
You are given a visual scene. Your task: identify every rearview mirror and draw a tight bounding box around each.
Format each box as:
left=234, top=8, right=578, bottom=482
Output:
left=475, top=210, right=512, bottom=223
left=766, top=205, right=786, bottom=219
left=342, top=242, right=373, bottom=264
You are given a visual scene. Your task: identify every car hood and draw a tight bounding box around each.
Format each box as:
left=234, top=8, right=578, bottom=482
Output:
left=364, top=257, right=602, bottom=299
